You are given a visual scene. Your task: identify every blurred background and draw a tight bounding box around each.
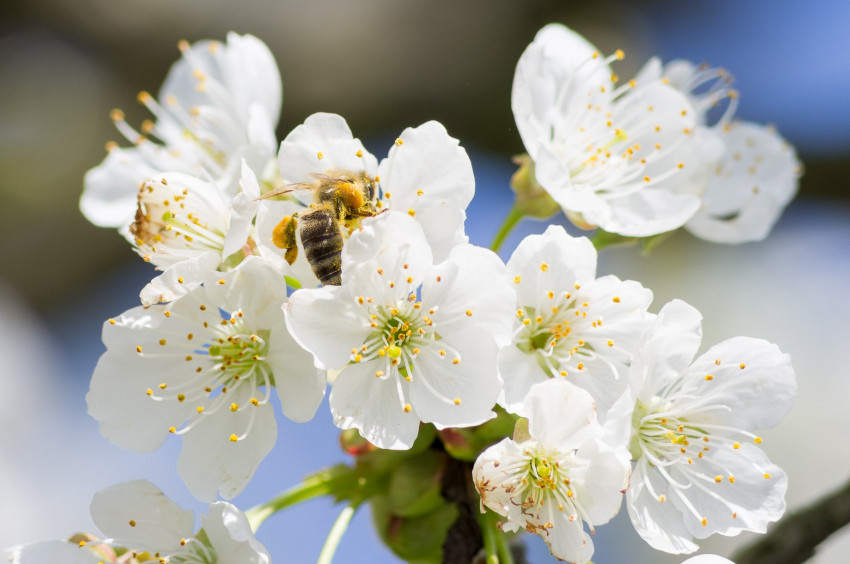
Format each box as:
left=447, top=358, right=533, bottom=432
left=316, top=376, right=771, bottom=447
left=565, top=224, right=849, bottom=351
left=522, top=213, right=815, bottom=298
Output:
left=1, top=0, right=848, bottom=562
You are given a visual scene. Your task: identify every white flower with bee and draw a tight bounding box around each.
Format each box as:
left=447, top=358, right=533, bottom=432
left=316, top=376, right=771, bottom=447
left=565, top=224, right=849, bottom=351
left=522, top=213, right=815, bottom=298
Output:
left=619, top=299, right=795, bottom=553
left=285, top=212, right=514, bottom=449
left=81, top=33, right=282, bottom=231
left=256, top=112, right=475, bottom=290
left=86, top=257, right=325, bottom=501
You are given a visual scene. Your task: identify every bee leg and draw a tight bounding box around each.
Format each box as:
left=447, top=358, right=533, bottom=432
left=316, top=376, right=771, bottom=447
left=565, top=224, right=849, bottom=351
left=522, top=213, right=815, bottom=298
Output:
left=272, top=214, right=299, bottom=265
left=351, top=202, right=379, bottom=217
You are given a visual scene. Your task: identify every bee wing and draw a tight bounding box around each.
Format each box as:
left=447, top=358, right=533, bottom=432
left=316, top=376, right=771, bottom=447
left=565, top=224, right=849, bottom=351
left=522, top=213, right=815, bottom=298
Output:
left=255, top=182, right=313, bottom=201
left=308, top=172, right=347, bottom=184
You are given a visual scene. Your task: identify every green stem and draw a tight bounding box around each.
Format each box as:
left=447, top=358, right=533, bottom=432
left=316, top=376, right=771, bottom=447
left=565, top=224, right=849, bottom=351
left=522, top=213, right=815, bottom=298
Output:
left=245, top=465, right=355, bottom=531
left=589, top=228, right=639, bottom=252
left=494, top=524, right=516, bottom=564
left=317, top=503, right=360, bottom=564
left=491, top=205, right=525, bottom=254
left=477, top=510, right=500, bottom=564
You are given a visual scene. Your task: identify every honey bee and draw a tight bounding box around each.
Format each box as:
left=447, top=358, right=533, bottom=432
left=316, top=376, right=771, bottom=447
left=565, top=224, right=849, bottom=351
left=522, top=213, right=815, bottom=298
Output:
left=266, top=170, right=380, bottom=285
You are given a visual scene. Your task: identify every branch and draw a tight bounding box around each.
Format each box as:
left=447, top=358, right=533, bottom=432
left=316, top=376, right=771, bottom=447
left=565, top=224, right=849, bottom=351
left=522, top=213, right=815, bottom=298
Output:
left=733, top=475, right=850, bottom=564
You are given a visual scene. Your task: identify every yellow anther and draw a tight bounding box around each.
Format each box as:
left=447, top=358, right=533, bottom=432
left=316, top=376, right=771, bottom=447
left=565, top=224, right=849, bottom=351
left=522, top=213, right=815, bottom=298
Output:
left=177, top=394, right=185, bottom=402
left=168, top=426, right=176, bottom=433
left=217, top=278, right=226, bottom=285
left=403, top=403, right=412, bottom=412
left=230, top=403, right=238, bottom=412
left=375, top=370, right=384, bottom=377
left=705, top=374, right=714, bottom=381
left=196, top=406, right=204, bottom=414
left=230, top=434, right=239, bottom=442
left=701, top=517, right=708, bottom=527
left=740, top=363, right=746, bottom=369
left=452, top=358, right=460, bottom=365
left=615, top=49, right=625, bottom=60
left=607, top=340, right=614, bottom=347
left=317, top=152, right=324, bottom=159
left=540, top=262, right=549, bottom=272
left=658, top=494, right=666, bottom=503
left=754, top=437, right=763, bottom=444
left=408, top=208, right=416, bottom=216
left=514, top=275, right=521, bottom=284
left=356, top=150, right=363, bottom=157
left=158, top=383, right=167, bottom=390
left=146, top=388, right=153, bottom=396
left=453, top=398, right=461, bottom=405
left=612, top=296, right=621, bottom=303
left=764, top=473, right=771, bottom=479
left=466, top=310, right=473, bottom=317
left=714, top=475, right=723, bottom=483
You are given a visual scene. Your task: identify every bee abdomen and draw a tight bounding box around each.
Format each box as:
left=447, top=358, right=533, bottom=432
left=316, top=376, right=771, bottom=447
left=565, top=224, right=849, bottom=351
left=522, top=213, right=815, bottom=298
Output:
left=301, top=208, right=343, bottom=286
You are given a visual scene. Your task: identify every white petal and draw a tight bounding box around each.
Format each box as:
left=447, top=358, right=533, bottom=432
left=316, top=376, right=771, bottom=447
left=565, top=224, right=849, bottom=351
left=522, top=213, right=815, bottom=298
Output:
left=631, top=299, right=703, bottom=399
left=278, top=113, right=377, bottom=185
left=506, top=225, right=597, bottom=306
left=90, top=479, right=194, bottom=552
left=80, top=148, right=159, bottom=228
left=86, top=351, right=196, bottom=452
left=627, top=458, right=700, bottom=554
left=223, top=160, right=262, bottom=258
left=329, top=360, right=420, bottom=450
left=683, top=336, right=796, bottom=430
left=497, top=344, right=548, bottom=415
left=671, top=444, right=787, bottom=541
left=177, top=385, right=278, bottom=501
left=268, top=319, right=326, bottom=423
left=378, top=121, right=474, bottom=261
left=512, top=23, right=611, bottom=155
left=410, top=340, right=499, bottom=429
left=681, top=556, right=735, bottom=564
left=686, top=122, right=800, bottom=243
left=285, top=285, right=369, bottom=370
left=525, top=379, right=599, bottom=450
left=570, top=438, right=629, bottom=524
left=203, top=501, right=271, bottom=564
left=422, top=243, right=515, bottom=347
left=139, top=250, right=220, bottom=306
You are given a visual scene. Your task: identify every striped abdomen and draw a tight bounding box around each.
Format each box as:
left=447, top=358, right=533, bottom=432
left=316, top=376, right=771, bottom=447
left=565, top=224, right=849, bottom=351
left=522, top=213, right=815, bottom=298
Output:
left=300, top=207, right=343, bottom=285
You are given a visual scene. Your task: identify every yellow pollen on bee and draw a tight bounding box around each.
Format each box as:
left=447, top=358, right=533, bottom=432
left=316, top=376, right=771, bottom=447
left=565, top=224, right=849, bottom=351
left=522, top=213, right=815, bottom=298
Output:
left=317, top=152, right=324, bottom=159
left=230, top=434, right=239, bottom=442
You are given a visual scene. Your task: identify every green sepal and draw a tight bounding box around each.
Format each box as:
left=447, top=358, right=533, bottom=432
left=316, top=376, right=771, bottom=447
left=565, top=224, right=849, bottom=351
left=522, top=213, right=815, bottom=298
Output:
left=512, top=417, right=531, bottom=444
left=510, top=154, right=560, bottom=220
left=387, top=450, right=448, bottom=517
left=371, top=494, right=458, bottom=563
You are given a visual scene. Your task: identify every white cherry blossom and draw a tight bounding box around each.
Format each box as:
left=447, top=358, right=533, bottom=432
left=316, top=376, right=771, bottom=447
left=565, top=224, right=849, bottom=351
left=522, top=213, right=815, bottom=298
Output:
left=285, top=212, right=514, bottom=449
left=133, top=161, right=261, bottom=305
left=82, top=33, right=281, bottom=229
left=87, top=257, right=325, bottom=501
left=682, top=557, right=735, bottom=564
left=635, top=58, right=801, bottom=243
left=623, top=300, right=795, bottom=553
left=685, top=121, right=800, bottom=243
left=499, top=225, right=654, bottom=416
left=267, top=112, right=474, bottom=272
left=473, top=379, right=630, bottom=563
left=513, top=24, right=704, bottom=237
left=7, top=480, right=270, bottom=564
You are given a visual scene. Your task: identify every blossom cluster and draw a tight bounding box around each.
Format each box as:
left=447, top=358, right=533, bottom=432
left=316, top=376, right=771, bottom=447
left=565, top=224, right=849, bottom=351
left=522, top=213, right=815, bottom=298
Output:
left=10, top=24, right=800, bottom=564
